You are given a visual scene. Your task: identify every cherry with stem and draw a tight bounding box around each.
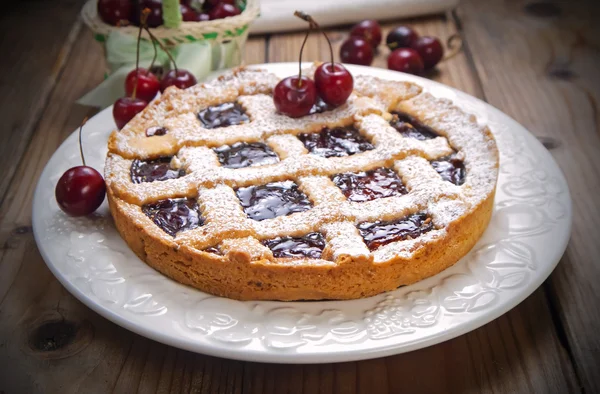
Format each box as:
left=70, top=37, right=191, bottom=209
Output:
left=55, top=118, right=107, bottom=217
left=116, top=10, right=150, bottom=129
left=143, top=26, right=197, bottom=92
left=294, top=11, right=354, bottom=108
left=125, top=9, right=160, bottom=102
left=272, top=21, right=317, bottom=118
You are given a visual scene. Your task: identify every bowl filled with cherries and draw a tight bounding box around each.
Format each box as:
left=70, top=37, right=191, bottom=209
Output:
left=82, top=0, right=259, bottom=82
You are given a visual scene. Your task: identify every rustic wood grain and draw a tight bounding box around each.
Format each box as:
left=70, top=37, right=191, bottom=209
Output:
left=0, top=0, right=83, bottom=207
left=457, top=0, right=600, bottom=391
left=0, top=7, right=590, bottom=394
left=243, top=36, right=268, bottom=65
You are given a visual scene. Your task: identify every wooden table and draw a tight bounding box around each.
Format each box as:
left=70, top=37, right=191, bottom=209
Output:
left=1, top=0, right=598, bottom=392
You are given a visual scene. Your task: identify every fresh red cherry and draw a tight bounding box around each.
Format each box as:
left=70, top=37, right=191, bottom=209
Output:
left=208, top=3, right=240, bottom=20
left=160, top=69, right=197, bottom=92
left=180, top=3, right=199, bottom=21
left=140, top=0, right=163, bottom=27
left=386, top=26, right=419, bottom=50
left=196, top=12, right=210, bottom=21
left=314, top=63, right=353, bottom=107
left=113, top=97, right=148, bottom=129
left=125, top=68, right=160, bottom=103
left=411, top=36, right=444, bottom=69
left=273, top=76, right=317, bottom=118
left=97, top=0, right=133, bottom=26
left=204, top=0, right=235, bottom=8
left=350, top=19, right=382, bottom=48
left=56, top=166, right=106, bottom=217
left=340, top=37, right=374, bottom=66
left=388, top=48, right=424, bottom=75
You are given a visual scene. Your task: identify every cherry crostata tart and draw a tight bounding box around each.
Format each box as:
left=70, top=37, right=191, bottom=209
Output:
left=105, top=66, right=498, bottom=301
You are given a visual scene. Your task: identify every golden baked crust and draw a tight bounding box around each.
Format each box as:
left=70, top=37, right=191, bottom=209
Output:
left=105, top=66, right=499, bottom=301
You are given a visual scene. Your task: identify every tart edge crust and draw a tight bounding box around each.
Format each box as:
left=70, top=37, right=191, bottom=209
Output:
left=107, top=185, right=495, bottom=301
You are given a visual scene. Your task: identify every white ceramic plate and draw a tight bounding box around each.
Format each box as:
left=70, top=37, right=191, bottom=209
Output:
left=33, top=63, right=571, bottom=364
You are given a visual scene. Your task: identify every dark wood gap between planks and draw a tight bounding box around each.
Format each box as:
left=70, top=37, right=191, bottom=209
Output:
left=542, top=281, right=586, bottom=392
left=264, top=34, right=272, bottom=64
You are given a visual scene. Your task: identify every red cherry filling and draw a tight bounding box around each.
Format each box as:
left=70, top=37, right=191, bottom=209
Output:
left=309, top=97, right=332, bottom=115
left=273, top=76, right=317, bottom=118
left=314, top=63, right=354, bottom=107
left=204, top=246, right=222, bottom=255
left=358, top=212, right=434, bottom=250
left=142, top=198, right=203, bottom=237
left=160, top=69, right=197, bottom=92
left=236, top=181, right=312, bottom=221
left=97, top=0, right=133, bottom=26
left=146, top=126, right=168, bottom=137
left=198, top=102, right=249, bottom=129
left=431, top=156, right=466, bottom=185
left=350, top=19, right=382, bottom=48
left=389, top=112, right=438, bottom=140
left=130, top=157, right=186, bottom=183
left=125, top=68, right=160, bottom=103
left=55, top=166, right=106, bottom=217
left=411, top=36, right=444, bottom=69
left=214, top=142, right=279, bottom=169
left=388, top=48, right=424, bottom=75
left=386, top=26, right=419, bottom=50
left=298, top=125, right=374, bottom=158
left=113, top=97, right=147, bottom=129
left=340, top=37, right=374, bottom=66
left=332, top=167, right=407, bottom=203
left=263, top=232, right=326, bottom=259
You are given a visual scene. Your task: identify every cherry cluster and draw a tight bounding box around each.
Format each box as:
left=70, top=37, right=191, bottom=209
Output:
left=340, top=20, right=444, bottom=75
left=113, top=10, right=197, bottom=129
left=98, top=0, right=240, bottom=27
left=274, top=12, right=354, bottom=118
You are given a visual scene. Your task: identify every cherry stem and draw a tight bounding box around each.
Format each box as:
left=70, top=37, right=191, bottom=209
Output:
left=296, top=28, right=311, bottom=87
left=78, top=117, right=89, bottom=167
left=144, top=26, right=178, bottom=73
left=133, top=10, right=150, bottom=99
left=294, top=11, right=334, bottom=71
left=441, top=33, right=463, bottom=62
left=148, top=35, right=158, bottom=71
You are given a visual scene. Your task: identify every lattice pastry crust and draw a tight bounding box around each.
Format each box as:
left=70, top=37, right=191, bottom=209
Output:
left=105, top=66, right=499, bottom=301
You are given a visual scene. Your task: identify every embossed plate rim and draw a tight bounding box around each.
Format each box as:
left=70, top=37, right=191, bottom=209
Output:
left=32, top=63, right=572, bottom=363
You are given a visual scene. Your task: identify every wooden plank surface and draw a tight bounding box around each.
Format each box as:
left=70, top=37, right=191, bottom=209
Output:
left=458, top=0, right=600, bottom=391
left=0, top=4, right=593, bottom=394
left=0, top=0, right=83, bottom=206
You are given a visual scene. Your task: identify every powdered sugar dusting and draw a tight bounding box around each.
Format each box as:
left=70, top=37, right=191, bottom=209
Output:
left=106, top=67, right=498, bottom=266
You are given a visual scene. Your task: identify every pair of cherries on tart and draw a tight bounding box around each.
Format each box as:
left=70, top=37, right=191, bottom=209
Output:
left=274, top=12, right=354, bottom=118
left=274, top=63, right=353, bottom=118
